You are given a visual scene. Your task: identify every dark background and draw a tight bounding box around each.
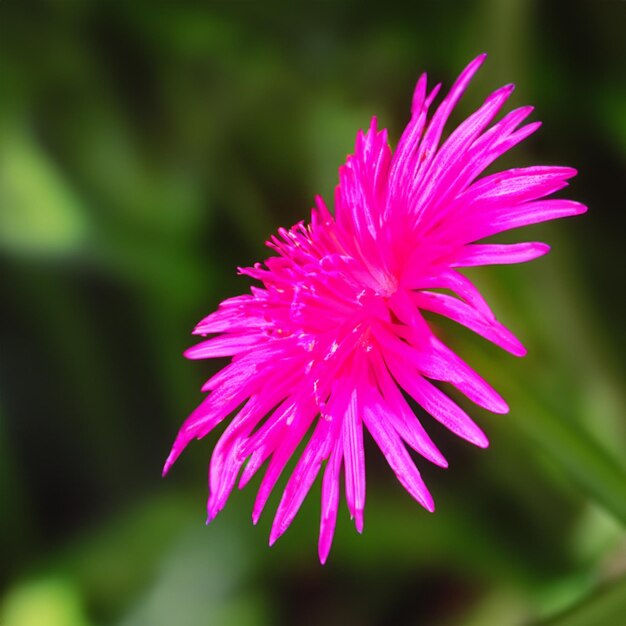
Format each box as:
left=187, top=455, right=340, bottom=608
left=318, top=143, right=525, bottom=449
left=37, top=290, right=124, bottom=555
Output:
left=1, top=1, right=625, bottom=625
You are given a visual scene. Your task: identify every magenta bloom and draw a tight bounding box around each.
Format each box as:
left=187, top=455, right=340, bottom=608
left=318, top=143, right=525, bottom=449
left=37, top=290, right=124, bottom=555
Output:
left=164, top=54, right=586, bottom=563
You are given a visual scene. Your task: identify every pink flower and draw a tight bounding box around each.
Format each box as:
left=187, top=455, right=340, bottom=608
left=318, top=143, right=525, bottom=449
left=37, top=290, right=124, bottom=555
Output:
left=163, top=54, right=586, bottom=563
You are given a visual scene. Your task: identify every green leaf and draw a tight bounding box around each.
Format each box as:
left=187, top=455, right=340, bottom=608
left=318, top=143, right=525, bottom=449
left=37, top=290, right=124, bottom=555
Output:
left=535, top=574, right=626, bottom=626
left=463, top=343, right=626, bottom=528
left=0, top=124, right=88, bottom=257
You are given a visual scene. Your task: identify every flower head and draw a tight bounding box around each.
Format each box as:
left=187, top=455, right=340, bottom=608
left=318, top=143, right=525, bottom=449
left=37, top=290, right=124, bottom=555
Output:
left=163, top=54, right=586, bottom=563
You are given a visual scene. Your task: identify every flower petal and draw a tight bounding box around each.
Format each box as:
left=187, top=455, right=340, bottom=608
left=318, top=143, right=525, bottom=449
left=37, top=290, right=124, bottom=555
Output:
left=184, top=333, right=266, bottom=359
left=413, top=290, right=526, bottom=356
left=362, top=394, right=435, bottom=512
left=385, top=351, right=489, bottom=448
left=371, top=349, right=448, bottom=467
left=453, top=242, right=551, bottom=267
left=318, top=435, right=343, bottom=564
left=342, top=375, right=366, bottom=532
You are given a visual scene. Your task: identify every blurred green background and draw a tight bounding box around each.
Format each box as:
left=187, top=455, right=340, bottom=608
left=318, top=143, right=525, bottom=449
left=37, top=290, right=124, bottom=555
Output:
left=1, top=1, right=625, bottom=625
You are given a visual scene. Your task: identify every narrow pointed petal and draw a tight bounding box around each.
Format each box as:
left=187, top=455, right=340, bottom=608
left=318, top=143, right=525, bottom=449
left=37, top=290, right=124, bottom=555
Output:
left=318, top=437, right=343, bottom=564
left=362, top=398, right=435, bottom=512
left=184, top=333, right=265, bottom=359
left=415, top=54, right=487, bottom=174
left=370, top=349, right=448, bottom=467
left=386, top=353, right=489, bottom=448
left=376, top=323, right=508, bottom=414
left=342, top=384, right=366, bottom=533
left=411, top=83, right=516, bottom=225
left=414, top=290, right=526, bottom=356
left=424, top=341, right=509, bottom=414
left=269, top=414, right=339, bottom=546
left=251, top=399, right=318, bottom=524
left=409, top=270, right=496, bottom=321
left=453, top=242, right=551, bottom=267
left=163, top=378, right=254, bottom=475
left=447, top=199, right=588, bottom=242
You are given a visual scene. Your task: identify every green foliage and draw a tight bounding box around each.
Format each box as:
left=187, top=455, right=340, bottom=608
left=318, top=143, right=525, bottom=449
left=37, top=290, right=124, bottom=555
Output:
left=1, top=1, right=624, bottom=625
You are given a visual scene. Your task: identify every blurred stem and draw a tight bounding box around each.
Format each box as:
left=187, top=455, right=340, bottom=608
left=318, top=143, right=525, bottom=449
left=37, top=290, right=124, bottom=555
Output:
left=471, top=348, right=626, bottom=527
left=482, top=0, right=530, bottom=86
left=12, top=264, right=134, bottom=489
left=519, top=396, right=626, bottom=526
left=535, top=573, right=626, bottom=626
left=0, top=402, right=38, bottom=570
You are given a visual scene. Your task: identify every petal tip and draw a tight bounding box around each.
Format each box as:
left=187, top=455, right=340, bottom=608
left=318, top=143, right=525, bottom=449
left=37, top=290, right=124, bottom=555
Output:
left=162, top=446, right=181, bottom=476
left=511, top=342, right=528, bottom=358
left=354, top=510, right=364, bottom=534
left=183, top=345, right=201, bottom=360
left=318, top=540, right=332, bottom=565
left=436, top=456, right=449, bottom=469
left=492, top=397, right=510, bottom=415
left=476, top=434, right=490, bottom=449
